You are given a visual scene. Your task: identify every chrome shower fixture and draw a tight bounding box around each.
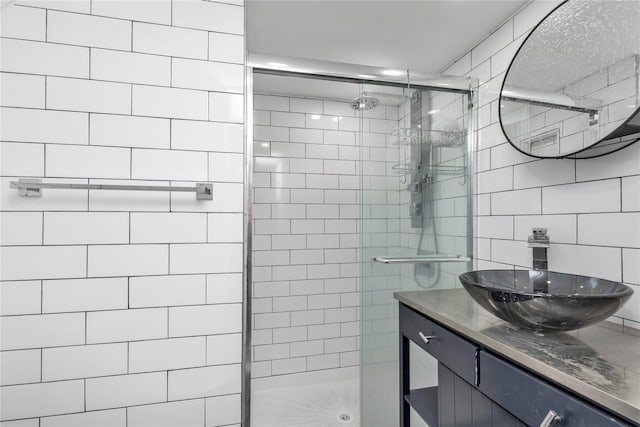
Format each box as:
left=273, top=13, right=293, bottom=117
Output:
left=350, top=96, right=379, bottom=110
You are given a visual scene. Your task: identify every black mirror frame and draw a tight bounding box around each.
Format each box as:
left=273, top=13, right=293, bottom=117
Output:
left=498, top=0, right=640, bottom=160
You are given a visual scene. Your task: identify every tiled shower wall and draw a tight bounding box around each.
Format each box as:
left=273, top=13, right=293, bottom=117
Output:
left=443, top=0, right=640, bottom=328
left=0, top=1, right=245, bottom=426
left=251, top=92, right=401, bottom=378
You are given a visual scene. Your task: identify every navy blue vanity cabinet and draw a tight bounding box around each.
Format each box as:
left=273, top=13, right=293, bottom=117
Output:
left=399, top=303, right=634, bottom=427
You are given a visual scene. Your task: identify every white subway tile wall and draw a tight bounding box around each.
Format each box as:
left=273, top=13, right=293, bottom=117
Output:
left=0, top=1, right=245, bottom=426
left=446, top=0, right=640, bottom=328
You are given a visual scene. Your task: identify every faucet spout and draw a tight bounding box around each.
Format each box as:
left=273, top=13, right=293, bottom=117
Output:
left=528, top=228, right=550, bottom=270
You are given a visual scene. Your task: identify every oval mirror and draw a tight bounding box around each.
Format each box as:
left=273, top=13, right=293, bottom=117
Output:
left=500, top=0, right=640, bottom=159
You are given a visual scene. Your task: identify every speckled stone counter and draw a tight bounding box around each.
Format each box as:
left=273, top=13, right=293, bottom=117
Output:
left=394, top=289, right=640, bottom=424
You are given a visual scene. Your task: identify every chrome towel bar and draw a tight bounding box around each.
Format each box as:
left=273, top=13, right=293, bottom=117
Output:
left=9, top=179, right=213, bottom=200
left=373, top=255, right=471, bottom=264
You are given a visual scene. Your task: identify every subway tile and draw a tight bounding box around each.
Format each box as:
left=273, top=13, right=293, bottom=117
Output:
left=490, top=143, right=534, bottom=169
left=271, top=235, right=306, bottom=250
left=0, top=212, right=42, bottom=246
left=0, top=312, right=84, bottom=351
left=170, top=243, right=242, bottom=274
left=255, top=95, right=288, bottom=112
left=0, top=73, right=45, bottom=108
left=623, top=249, right=640, bottom=285
left=42, top=343, right=127, bottom=381
left=207, top=273, right=242, bottom=304
left=578, top=213, right=640, bottom=247
left=47, top=77, right=130, bottom=114
left=549, top=244, right=622, bottom=282
left=131, top=212, right=207, bottom=243
left=623, top=176, right=640, bottom=212
left=254, top=188, right=290, bottom=204
left=88, top=179, right=169, bottom=212
left=308, top=263, right=340, bottom=280
left=253, top=312, right=290, bottom=329
left=306, top=144, right=338, bottom=159
left=290, top=340, right=323, bottom=357
left=271, top=357, right=306, bottom=375
left=168, top=364, right=240, bottom=400
left=542, top=179, right=620, bottom=214
left=271, top=173, right=306, bottom=188
left=91, top=0, right=172, bottom=24
left=91, top=49, right=171, bottom=86
left=209, top=92, right=244, bottom=124
left=87, top=308, right=167, bottom=344
left=172, top=58, right=243, bottom=93
left=43, top=277, right=128, bottom=313
left=208, top=213, right=243, bottom=243
left=272, top=265, right=306, bottom=281
left=0, top=349, right=41, bottom=386
left=44, top=212, right=129, bottom=244
left=307, top=354, right=339, bottom=371
left=325, top=337, right=356, bottom=353
left=209, top=32, right=244, bottom=64
left=514, top=160, right=575, bottom=189
left=210, top=152, right=243, bottom=182
left=254, top=343, right=289, bottom=361
left=254, top=250, right=289, bottom=266
left=172, top=119, right=243, bottom=152
left=46, top=144, right=130, bottom=179
left=477, top=167, right=513, bottom=194
left=471, top=19, right=513, bottom=69
left=133, top=85, right=208, bottom=120
left=290, top=128, right=323, bottom=144
left=576, top=141, right=640, bottom=181
left=0, top=38, right=89, bottom=78
left=290, top=98, right=323, bottom=114
left=291, top=219, right=324, bottom=234
left=86, top=372, right=167, bottom=410
left=130, top=337, right=205, bottom=372
left=206, top=394, right=241, bottom=427
left=271, top=204, right=305, bottom=219
left=132, top=149, right=207, bottom=181
left=291, top=189, right=324, bottom=204
left=173, top=0, right=243, bottom=34
left=206, top=333, right=242, bottom=365
left=272, top=327, right=307, bottom=343
left=0, top=3, right=45, bottom=40
left=0, top=380, right=84, bottom=420
left=255, top=126, right=289, bottom=142
left=130, top=275, right=206, bottom=308
left=15, top=0, right=90, bottom=13
left=307, top=204, right=339, bottom=219
left=271, top=142, right=305, bottom=158
left=0, top=246, right=86, bottom=281
left=48, top=10, right=131, bottom=50
left=290, top=158, right=323, bottom=174
left=0, top=280, right=40, bottom=316
left=40, top=408, right=127, bottom=427
left=491, top=188, right=541, bottom=216
left=169, top=304, right=242, bottom=337
left=91, top=114, right=170, bottom=149
left=324, top=130, right=355, bottom=146
left=133, top=22, right=208, bottom=59
left=128, top=400, right=204, bottom=427
left=1, top=107, right=88, bottom=144
left=476, top=216, right=513, bottom=239
left=325, top=248, right=356, bottom=264
left=88, top=245, right=168, bottom=277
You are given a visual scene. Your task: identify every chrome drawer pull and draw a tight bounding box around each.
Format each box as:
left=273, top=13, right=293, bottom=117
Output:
left=540, top=410, right=561, bottom=426
left=418, top=332, right=436, bottom=344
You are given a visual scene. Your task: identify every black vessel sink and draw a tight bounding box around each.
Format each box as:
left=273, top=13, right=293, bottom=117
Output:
left=459, top=270, right=633, bottom=332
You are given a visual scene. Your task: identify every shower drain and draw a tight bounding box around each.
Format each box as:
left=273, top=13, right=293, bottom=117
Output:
left=337, top=412, right=353, bottom=423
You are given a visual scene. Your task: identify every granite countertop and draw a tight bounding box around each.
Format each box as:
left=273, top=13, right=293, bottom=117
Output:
left=394, top=288, right=640, bottom=424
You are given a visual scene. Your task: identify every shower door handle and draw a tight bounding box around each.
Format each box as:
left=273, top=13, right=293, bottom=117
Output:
left=372, top=255, right=471, bottom=264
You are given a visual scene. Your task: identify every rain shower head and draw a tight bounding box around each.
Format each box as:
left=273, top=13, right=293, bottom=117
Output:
left=350, top=96, right=379, bottom=110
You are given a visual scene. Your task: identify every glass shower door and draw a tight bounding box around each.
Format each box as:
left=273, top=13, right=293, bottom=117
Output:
left=360, top=85, right=473, bottom=427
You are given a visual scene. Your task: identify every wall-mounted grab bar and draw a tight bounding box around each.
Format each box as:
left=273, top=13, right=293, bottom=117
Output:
left=9, top=179, right=213, bottom=200
left=373, top=255, right=471, bottom=264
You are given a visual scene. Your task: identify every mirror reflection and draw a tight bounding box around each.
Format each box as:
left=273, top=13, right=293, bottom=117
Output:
left=500, top=0, right=640, bottom=158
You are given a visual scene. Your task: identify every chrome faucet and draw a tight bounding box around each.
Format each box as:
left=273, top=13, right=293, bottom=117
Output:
left=528, top=228, right=550, bottom=270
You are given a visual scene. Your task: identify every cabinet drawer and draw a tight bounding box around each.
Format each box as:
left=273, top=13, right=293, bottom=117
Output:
left=478, top=351, right=631, bottom=427
left=399, top=304, right=478, bottom=385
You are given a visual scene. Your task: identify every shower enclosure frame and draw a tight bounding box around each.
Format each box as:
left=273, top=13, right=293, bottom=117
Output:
left=242, top=55, right=478, bottom=427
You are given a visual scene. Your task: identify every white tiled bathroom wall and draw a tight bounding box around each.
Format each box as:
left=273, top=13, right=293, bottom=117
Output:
left=0, top=1, right=245, bottom=425
left=444, top=0, right=640, bottom=329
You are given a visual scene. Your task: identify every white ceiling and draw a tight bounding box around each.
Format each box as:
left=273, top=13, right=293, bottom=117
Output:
left=247, top=0, right=529, bottom=75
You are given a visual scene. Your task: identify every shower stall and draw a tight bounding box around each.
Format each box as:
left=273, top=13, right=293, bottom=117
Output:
left=245, top=59, right=475, bottom=427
